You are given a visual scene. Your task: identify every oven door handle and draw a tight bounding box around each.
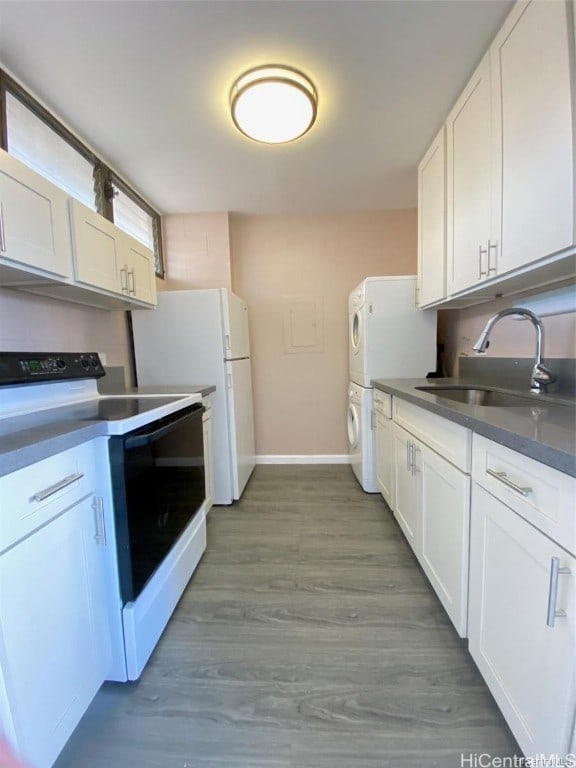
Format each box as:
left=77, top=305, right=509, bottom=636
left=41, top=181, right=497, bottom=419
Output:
left=124, top=405, right=204, bottom=449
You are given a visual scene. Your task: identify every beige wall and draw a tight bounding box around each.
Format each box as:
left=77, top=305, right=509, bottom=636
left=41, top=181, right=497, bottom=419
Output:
left=0, top=287, right=133, bottom=381
left=440, top=288, right=576, bottom=376
left=229, top=209, right=417, bottom=457
left=159, top=212, right=232, bottom=291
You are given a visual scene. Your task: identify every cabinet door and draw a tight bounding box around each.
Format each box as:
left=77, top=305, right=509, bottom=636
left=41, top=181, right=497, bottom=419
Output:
left=492, top=0, right=575, bottom=274
left=0, top=495, right=111, bottom=768
left=392, top=424, right=420, bottom=557
left=417, top=126, right=446, bottom=306
left=375, top=411, right=395, bottom=509
left=446, top=53, right=494, bottom=294
left=122, top=232, right=157, bottom=306
left=469, top=484, right=576, bottom=757
left=418, top=443, right=470, bottom=637
left=0, top=150, right=71, bottom=281
left=69, top=198, right=121, bottom=293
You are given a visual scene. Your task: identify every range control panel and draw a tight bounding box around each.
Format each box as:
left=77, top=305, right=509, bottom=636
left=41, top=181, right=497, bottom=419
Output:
left=0, top=352, right=106, bottom=386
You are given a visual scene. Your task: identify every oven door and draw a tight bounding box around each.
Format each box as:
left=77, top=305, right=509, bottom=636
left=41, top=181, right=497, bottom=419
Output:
left=109, top=403, right=207, bottom=679
left=109, top=403, right=205, bottom=603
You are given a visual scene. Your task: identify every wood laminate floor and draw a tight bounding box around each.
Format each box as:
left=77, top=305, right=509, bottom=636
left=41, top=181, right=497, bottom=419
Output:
left=54, top=465, right=520, bottom=768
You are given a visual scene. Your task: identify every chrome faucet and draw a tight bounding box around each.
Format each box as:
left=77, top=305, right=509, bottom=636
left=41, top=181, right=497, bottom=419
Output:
left=472, top=307, right=556, bottom=394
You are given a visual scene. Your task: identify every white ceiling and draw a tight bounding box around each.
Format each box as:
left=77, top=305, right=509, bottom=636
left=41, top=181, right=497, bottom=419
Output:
left=0, top=0, right=514, bottom=215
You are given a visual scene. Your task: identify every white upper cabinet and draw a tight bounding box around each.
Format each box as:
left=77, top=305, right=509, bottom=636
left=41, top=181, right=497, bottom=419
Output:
left=424, top=0, right=575, bottom=307
left=0, top=149, right=72, bottom=284
left=446, top=53, right=496, bottom=295
left=36, top=197, right=158, bottom=309
left=69, top=198, right=123, bottom=294
left=492, top=0, right=575, bottom=274
left=121, top=232, right=157, bottom=306
left=417, top=126, right=446, bottom=307
left=0, top=149, right=157, bottom=309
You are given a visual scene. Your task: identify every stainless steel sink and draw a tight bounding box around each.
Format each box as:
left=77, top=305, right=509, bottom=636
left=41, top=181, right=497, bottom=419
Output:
left=414, top=387, right=541, bottom=407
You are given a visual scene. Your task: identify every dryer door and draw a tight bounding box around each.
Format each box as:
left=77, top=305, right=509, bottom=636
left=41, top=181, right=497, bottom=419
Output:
left=350, top=309, right=362, bottom=356
left=349, top=307, right=366, bottom=386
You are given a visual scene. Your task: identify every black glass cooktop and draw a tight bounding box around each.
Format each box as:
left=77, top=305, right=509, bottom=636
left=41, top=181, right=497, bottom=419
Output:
left=70, top=396, right=188, bottom=422
left=0, top=396, right=192, bottom=442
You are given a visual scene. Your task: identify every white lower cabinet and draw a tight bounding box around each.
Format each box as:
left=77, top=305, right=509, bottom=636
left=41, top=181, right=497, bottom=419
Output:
left=393, top=421, right=470, bottom=636
left=0, top=443, right=112, bottom=768
left=393, top=423, right=420, bottom=553
left=390, top=398, right=472, bottom=637
left=469, top=483, right=575, bottom=758
left=419, top=441, right=470, bottom=637
left=469, top=434, right=576, bottom=759
left=379, top=393, right=576, bottom=755
left=374, top=390, right=394, bottom=508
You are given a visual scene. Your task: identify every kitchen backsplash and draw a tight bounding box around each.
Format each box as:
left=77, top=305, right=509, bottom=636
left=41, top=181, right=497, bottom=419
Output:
left=439, top=287, right=576, bottom=377
left=0, top=287, right=133, bottom=383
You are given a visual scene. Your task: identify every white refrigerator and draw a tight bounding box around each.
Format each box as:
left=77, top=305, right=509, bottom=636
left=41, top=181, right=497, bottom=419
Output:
left=132, top=289, right=256, bottom=505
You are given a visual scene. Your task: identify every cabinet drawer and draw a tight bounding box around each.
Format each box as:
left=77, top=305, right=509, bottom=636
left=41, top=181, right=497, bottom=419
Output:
left=393, top=398, right=471, bottom=472
left=373, top=390, right=392, bottom=418
left=0, top=442, right=96, bottom=552
left=472, top=434, right=575, bottom=555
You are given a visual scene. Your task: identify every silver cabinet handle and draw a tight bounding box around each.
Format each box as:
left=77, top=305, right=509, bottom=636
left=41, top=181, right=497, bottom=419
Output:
left=127, top=268, right=136, bottom=295
left=487, top=240, right=498, bottom=275
left=479, top=244, right=488, bottom=278
left=412, top=444, right=420, bottom=475
left=546, top=557, right=571, bottom=627
left=0, top=202, right=6, bottom=253
left=120, top=267, right=128, bottom=293
left=406, top=441, right=412, bottom=472
left=486, top=468, right=532, bottom=497
left=92, top=496, right=106, bottom=546
left=30, top=472, right=84, bottom=503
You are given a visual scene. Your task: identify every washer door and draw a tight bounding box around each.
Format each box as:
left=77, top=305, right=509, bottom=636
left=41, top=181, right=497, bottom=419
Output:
left=350, top=310, right=362, bottom=356
left=347, top=403, right=360, bottom=450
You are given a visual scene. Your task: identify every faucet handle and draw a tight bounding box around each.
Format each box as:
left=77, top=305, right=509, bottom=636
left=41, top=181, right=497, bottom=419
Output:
left=530, top=363, right=556, bottom=394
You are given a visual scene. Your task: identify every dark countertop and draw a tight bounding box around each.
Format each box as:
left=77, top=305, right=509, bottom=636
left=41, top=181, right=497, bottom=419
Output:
left=125, top=385, right=216, bottom=397
left=372, top=378, right=576, bottom=477
left=0, top=384, right=216, bottom=478
left=0, top=411, right=107, bottom=478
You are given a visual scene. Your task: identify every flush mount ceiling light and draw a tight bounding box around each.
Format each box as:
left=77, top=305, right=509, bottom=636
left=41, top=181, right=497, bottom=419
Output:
left=229, top=65, right=317, bottom=144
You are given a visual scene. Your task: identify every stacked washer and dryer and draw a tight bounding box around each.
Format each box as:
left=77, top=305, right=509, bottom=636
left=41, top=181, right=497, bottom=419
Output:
left=347, top=276, right=437, bottom=492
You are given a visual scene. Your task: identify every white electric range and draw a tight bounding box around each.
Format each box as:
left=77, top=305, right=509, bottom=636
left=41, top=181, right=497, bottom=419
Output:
left=0, top=351, right=200, bottom=430
left=0, top=351, right=207, bottom=682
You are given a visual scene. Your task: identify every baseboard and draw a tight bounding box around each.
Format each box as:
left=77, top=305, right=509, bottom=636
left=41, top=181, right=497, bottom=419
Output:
left=256, top=455, right=351, bottom=465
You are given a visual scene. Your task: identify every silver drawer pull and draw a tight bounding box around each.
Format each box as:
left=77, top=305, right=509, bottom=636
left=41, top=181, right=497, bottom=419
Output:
left=30, top=472, right=84, bottom=503
left=546, top=557, right=571, bottom=628
left=486, top=468, right=532, bottom=497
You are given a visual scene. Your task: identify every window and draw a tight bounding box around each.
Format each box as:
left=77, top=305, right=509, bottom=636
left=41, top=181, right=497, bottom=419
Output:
left=0, top=70, right=165, bottom=277
left=111, top=180, right=164, bottom=276
left=6, top=93, right=96, bottom=209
